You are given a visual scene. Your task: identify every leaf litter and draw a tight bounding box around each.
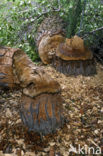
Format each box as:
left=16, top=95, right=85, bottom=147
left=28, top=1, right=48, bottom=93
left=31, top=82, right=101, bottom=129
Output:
left=0, top=63, right=103, bottom=156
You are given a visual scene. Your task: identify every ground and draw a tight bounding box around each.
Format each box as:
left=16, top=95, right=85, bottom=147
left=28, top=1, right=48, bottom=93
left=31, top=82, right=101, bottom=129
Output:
left=0, top=63, right=103, bottom=156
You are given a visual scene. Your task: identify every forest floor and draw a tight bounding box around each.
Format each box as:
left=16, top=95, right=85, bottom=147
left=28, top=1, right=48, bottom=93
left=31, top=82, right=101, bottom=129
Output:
left=0, top=63, right=103, bottom=156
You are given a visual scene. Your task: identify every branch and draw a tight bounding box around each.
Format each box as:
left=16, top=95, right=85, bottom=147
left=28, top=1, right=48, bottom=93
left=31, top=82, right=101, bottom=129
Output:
left=87, top=27, right=103, bottom=34
left=58, top=0, right=61, bottom=10
left=94, top=53, right=103, bottom=64
left=15, top=8, right=61, bottom=45
left=21, top=8, right=61, bottom=26
left=53, top=0, right=61, bottom=11
left=18, top=8, right=33, bottom=14
left=83, top=26, right=103, bottom=38
left=17, top=0, right=61, bottom=14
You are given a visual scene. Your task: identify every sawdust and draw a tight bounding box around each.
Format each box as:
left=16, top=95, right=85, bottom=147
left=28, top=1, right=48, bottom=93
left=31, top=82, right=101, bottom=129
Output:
left=0, top=63, right=103, bottom=155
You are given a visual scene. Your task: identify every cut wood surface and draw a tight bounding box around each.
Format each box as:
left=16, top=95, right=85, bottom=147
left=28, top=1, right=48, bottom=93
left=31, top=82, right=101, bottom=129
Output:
left=0, top=47, right=18, bottom=88
left=0, top=63, right=103, bottom=155
left=56, top=35, right=93, bottom=61
left=13, top=49, right=61, bottom=97
left=38, top=34, right=65, bottom=64
left=36, top=15, right=65, bottom=64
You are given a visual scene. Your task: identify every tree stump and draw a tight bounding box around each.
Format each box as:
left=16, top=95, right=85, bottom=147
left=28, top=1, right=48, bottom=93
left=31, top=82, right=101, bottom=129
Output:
left=36, top=15, right=96, bottom=76
left=20, top=93, right=63, bottom=135
left=53, top=36, right=96, bottom=76
left=0, top=46, right=64, bottom=135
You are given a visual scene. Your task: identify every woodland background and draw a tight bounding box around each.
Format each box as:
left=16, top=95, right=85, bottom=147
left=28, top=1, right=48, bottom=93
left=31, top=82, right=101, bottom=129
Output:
left=0, top=1, right=103, bottom=155
left=0, top=0, right=103, bottom=62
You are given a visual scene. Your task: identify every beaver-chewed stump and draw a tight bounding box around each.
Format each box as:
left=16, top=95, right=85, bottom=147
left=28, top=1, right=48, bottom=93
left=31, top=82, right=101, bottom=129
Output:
left=20, top=94, right=63, bottom=135
left=36, top=15, right=96, bottom=76
left=0, top=46, right=64, bottom=135
left=54, top=36, right=96, bottom=76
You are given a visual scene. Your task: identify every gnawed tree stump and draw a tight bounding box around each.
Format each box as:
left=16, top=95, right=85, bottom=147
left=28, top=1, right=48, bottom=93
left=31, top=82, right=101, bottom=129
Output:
left=0, top=47, right=64, bottom=135
left=53, top=36, right=96, bottom=76
left=20, top=93, right=63, bottom=135
left=36, top=15, right=96, bottom=76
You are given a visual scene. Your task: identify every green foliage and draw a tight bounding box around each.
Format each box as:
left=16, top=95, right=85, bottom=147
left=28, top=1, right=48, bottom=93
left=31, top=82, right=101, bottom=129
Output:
left=66, top=0, right=82, bottom=37
left=80, top=0, right=103, bottom=54
left=0, top=0, right=103, bottom=61
left=0, top=0, right=39, bottom=61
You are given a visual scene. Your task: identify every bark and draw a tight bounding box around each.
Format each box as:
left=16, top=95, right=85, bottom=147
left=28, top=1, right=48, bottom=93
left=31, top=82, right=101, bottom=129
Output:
left=52, top=57, right=96, bottom=76
left=20, top=93, right=64, bottom=135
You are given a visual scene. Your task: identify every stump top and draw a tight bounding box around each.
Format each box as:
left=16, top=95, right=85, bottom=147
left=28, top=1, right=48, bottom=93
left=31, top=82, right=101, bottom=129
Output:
left=56, top=35, right=93, bottom=61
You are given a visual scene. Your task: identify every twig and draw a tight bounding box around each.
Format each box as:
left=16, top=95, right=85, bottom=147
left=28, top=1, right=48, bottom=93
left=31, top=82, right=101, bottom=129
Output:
left=94, top=53, right=103, bottom=64
left=87, top=27, right=103, bottom=34
left=83, top=27, right=103, bottom=38
left=89, top=139, right=100, bottom=148
left=17, top=0, right=61, bottom=14
left=18, top=8, right=33, bottom=14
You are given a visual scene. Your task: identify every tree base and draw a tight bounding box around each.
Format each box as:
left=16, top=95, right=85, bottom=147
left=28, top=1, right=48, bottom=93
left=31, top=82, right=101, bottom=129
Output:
left=52, top=57, right=96, bottom=76
left=20, top=93, right=64, bottom=135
